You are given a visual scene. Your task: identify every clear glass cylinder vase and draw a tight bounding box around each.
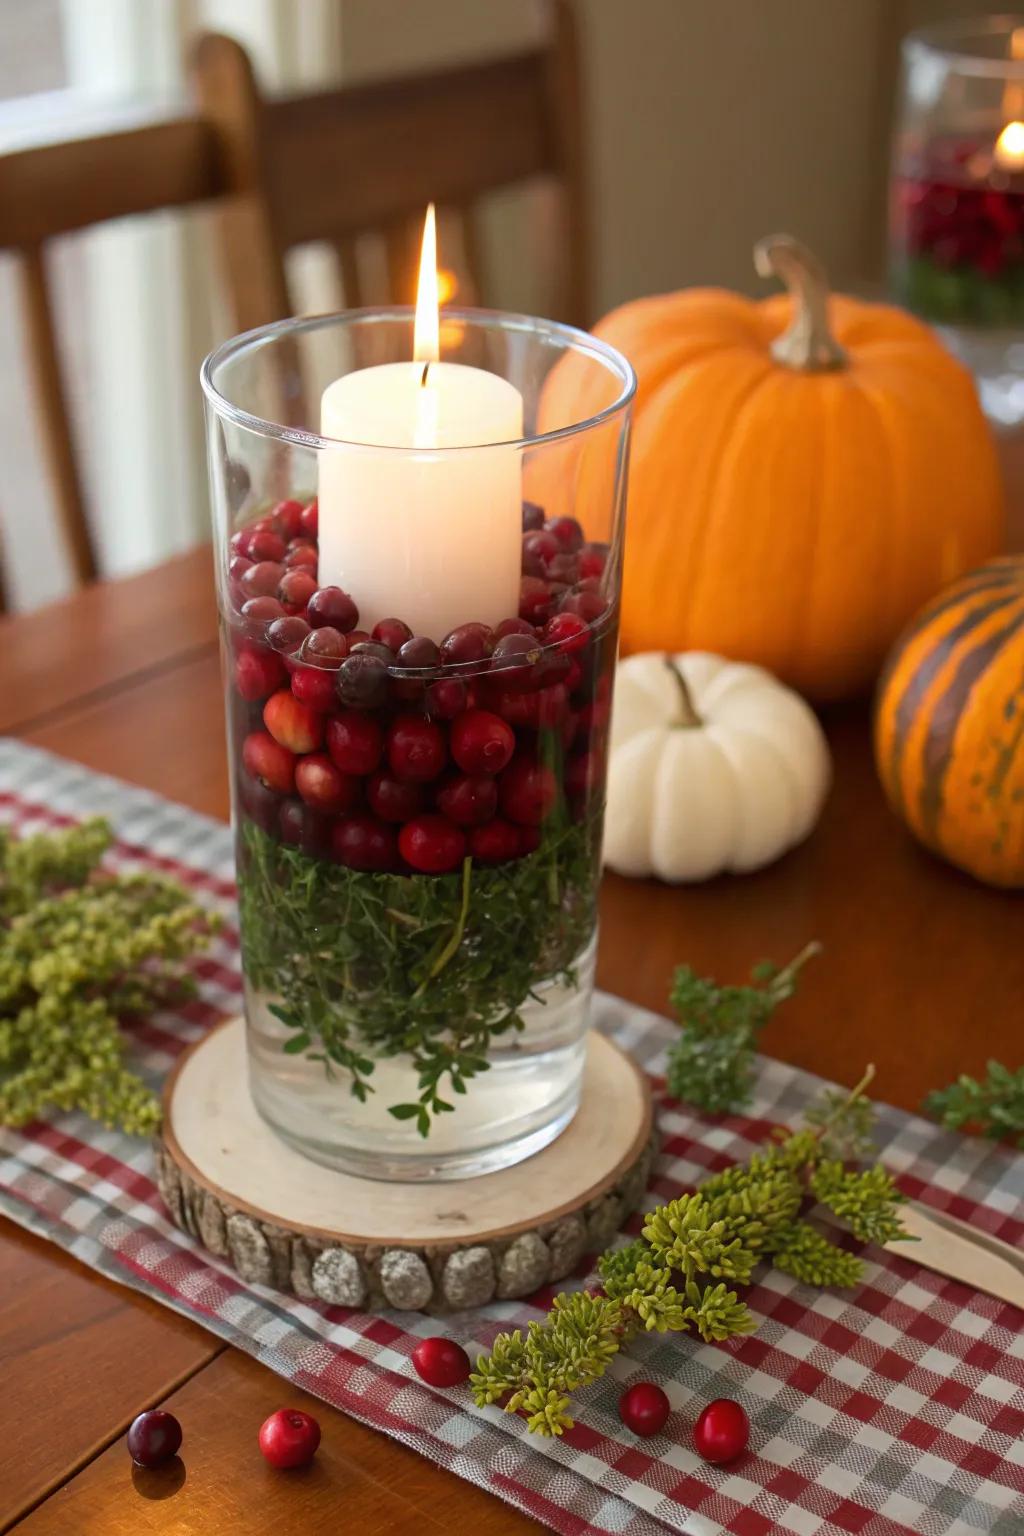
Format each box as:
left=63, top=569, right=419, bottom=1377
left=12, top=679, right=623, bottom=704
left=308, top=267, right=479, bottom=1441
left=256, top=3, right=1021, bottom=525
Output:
left=201, top=308, right=634, bottom=1180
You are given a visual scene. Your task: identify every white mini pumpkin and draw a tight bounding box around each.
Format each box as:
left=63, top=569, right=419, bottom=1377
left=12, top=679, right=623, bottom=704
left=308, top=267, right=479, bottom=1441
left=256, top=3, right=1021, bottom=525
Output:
left=604, top=652, right=830, bottom=882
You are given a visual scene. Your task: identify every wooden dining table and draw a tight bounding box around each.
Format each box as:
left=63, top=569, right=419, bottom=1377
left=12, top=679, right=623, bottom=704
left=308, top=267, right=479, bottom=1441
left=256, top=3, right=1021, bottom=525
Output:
left=1, top=526, right=1021, bottom=1534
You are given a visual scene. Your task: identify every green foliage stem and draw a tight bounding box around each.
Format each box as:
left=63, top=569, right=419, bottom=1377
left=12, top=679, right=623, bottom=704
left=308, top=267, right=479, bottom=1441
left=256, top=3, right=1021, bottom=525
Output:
left=924, top=1062, right=1024, bottom=1148
left=470, top=1070, right=909, bottom=1436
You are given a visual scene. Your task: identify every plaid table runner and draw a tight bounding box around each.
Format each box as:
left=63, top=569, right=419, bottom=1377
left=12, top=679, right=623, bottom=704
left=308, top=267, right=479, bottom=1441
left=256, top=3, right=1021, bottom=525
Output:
left=1, top=738, right=1022, bottom=1536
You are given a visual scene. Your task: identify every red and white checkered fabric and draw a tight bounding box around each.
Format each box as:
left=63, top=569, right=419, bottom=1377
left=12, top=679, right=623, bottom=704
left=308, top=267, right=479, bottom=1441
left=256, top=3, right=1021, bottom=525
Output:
left=1, top=740, right=1022, bottom=1536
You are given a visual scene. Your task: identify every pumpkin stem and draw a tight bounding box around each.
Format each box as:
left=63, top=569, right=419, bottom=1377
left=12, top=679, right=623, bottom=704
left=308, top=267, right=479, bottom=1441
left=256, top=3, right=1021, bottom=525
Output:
left=753, top=234, right=848, bottom=372
left=665, top=656, right=702, bottom=729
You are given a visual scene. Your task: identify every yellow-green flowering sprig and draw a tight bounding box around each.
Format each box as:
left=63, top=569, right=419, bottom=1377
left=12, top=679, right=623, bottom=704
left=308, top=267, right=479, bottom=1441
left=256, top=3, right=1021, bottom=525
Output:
left=470, top=1067, right=909, bottom=1436
left=0, top=818, right=220, bottom=1134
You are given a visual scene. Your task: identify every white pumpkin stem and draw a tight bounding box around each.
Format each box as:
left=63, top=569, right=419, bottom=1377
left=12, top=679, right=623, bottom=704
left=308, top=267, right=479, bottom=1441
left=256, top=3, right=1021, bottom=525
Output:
left=665, top=656, right=702, bottom=729
left=753, top=234, right=848, bottom=372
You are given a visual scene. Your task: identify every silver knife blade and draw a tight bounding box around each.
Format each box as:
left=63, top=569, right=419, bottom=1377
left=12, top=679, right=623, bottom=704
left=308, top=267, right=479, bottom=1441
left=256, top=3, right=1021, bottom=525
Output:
left=884, top=1201, right=1024, bottom=1310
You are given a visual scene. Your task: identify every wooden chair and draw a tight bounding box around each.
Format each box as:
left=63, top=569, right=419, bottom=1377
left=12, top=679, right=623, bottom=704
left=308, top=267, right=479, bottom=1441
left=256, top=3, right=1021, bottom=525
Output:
left=192, top=2, right=588, bottom=335
left=0, top=102, right=222, bottom=593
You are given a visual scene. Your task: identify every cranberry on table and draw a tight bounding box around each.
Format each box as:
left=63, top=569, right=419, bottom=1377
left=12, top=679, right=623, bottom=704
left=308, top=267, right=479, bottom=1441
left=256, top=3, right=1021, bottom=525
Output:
left=302, top=626, right=347, bottom=668
left=241, top=595, right=286, bottom=625
left=126, top=1409, right=182, bottom=1468
left=291, top=665, right=337, bottom=711
left=500, top=757, right=558, bottom=826
left=234, top=643, right=285, bottom=702
left=544, top=611, right=590, bottom=653
left=295, top=753, right=359, bottom=814
left=436, top=773, right=499, bottom=826
left=440, top=621, right=492, bottom=665
left=271, top=498, right=305, bottom=539
left=299, top=498, right=318, bottom=539
left=387, top=715, right=447, bottom=783
left=411, top=1336, right=471, bottom=1387
left=521, top=499, right=545, bottom=532
left=468, top=818, right=521, bottom=862
left=426, top=676, right=468, bottom=720
left=267, top=615, right=310, bottom=654
left=307, top=584, right=358, bottom=632
left=546, top=515, right=584, bottom=552
left=326, top=710, right=383, bottom=775
left=278, top=568, right=317, bottom=612
left=693, top=1398, right=750, bottom=1465
left=332, top=815, right=396, bottom=872
left=258, top=1407, right=321, bottom=1470
left=241, top=560, right=286, bottom=600
left=618, top=1382, right=670, bottom=1438
left=396, top=635, right=441, bottom=670
left=336, top=652, right=389, bottom=709
left=243, top=730, right=296, bottom=794
left=367, top=770, right=423, bottom=823
left=372, top=616, right=413, bottom=651
left=400, top=815, right=466, bottom=874
left=264, top=689, right=324, bottom=754
left=450, top=709, right=515, bottom=775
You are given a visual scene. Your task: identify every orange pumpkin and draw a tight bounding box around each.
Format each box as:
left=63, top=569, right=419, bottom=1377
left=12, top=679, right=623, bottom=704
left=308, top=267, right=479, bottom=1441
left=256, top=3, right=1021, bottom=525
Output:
left=874, top=554, right=1024, bottom=887
left=537, top=235, right=1004, bottom=701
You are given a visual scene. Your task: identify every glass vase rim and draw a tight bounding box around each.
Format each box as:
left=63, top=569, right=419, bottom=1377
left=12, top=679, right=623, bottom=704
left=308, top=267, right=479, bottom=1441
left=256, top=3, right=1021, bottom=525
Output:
left=200, top=304, right=637, bottom=455
left=903, top=14, right=1024, bottom=77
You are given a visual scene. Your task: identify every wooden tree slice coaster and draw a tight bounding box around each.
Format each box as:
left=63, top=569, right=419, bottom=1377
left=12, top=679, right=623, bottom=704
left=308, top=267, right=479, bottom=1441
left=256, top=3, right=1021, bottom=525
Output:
left=157, top=1018, right=656, bottom=1313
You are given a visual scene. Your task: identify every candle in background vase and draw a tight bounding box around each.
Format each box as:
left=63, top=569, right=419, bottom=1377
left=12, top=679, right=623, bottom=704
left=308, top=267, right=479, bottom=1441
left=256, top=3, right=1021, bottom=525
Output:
left=317, top=205, right=523, bottom=641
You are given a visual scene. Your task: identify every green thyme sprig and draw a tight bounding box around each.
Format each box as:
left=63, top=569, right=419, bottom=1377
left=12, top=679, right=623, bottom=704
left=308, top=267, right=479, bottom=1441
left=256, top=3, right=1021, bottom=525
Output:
left=924, top=1062, right=1024, bottom=1148
left=0, top=818, right=220, bottom=1134
left=666, top=942, right=821, bottom=1113
left=471, top=1068, right=909, bottom=1436
left=236, top=815, right=601, bottom=1136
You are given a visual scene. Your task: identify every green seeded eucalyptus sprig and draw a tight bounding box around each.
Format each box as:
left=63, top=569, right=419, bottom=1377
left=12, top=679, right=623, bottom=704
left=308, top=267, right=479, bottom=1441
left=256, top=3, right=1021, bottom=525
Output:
left=471, top=1068, right=909, bottom=1437
left=666, top=942, right=821, bottom=1113
left=0, top=818, right=220, bottom=1134
left=924, top=1062, right=1024, bottom=1148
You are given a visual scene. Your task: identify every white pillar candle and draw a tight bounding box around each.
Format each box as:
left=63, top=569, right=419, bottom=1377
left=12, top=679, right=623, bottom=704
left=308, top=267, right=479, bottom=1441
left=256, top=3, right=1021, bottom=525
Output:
left=317, top=207, right=524, bottom=642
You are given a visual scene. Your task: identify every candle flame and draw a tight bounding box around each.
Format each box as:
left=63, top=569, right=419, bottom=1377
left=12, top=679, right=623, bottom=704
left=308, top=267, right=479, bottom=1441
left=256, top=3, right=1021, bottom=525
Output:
left=996, top=119, right=1024, bottom=170
left=414, top=203, right=439, bottom=364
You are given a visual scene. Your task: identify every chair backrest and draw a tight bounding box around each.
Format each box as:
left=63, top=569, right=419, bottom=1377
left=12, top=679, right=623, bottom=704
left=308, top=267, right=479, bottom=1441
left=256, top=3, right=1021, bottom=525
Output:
left=0, top=101, right=221, bottom=590
left=192, top=2, right=588, bottom=336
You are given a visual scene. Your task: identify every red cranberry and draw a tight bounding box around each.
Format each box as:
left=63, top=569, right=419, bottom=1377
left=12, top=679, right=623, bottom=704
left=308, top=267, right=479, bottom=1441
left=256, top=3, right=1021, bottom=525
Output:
left=579, top=542, right=607, bottom=579
left=267, top=615, right=310, bottom=654
left=285, top=541, right=318, bottom=570
left=519, top=576, right=556, bottom=625
left=490, top=632, right=543, bottom=688
left=229, top=553, right=253, bottom=584
left=336, top=653, right=389, bottom=709
left=493, top=683, right=567, bottom=729
left=440, top=622, right=492, bottom=665
left=397, top=635, right=441, bottom=670
left=500, top=758, right=558, bottom=825
left=565, top=749, right=603, bottom=802
left=576, top=698, right=611, bottom=737
left=299, top=498, right=318, bottom=539
left=399, top=815, right=466, bottom=874
left=239, top=769, right=282, bottom=831
left=519, top=825, right=541, bottom=854
left=127, top=1410, right=182, bottom=1468
left=544, top=611, right=589, bottom=653
left=230, top=528, right=250, bottom=556
left=241, top=595, right=286, bottom=625
left=491, top=616, right=536, bottom=643
left=349, top=640, right=393, bottom=663
left=546, top=515, right=584, bottom=552
left=302, top=626, right=347, bottom=669
left=560, top=586, right=606, bottom=623
left=234, top=643, right=285, bottom=702
left=291, top=665, right=337, bottom=711
left=258, top=1407, right=321, bottom=1470
left=546, top=551, right=580, bottom=586
left=411, top=1336, right=471, bottom=1387
left=247, top=527, right=286, bottom=563
left=278, top=568, right=317, bottom=611
left=272, top=499, right=304, bottom=540
left=264, top=689, right=324, bottom=754
left=346, top=629, right=370, bottom=648
left=619, top=1382, right=670, bottom=1439
left=387, top=715, right=446, bottom=782
left=332, top=815, right=396, bottom=871
left=451, top=710, right=515, bottom=775
left=426, top=677, right=467, bottom=720
left=469, top=818, right=521, bottom=862
left=241, top=560, right=286, bottom=599
left=437, top=773, right=498, bottom=826
left=521, top=500, right=545, bottom=532
left=367, top=771, right=423, bottom=822
left=296, top=753, right=359, bottom=814
left=372, top=617, right=413, bottom=651
left=693, top=1398, right=750, bottom=1465
left=523, top=529, right=560, bottom=568
left=279, top=799, right=331, bottom=857
left=308, top=585, right=358, bottom=632
left=243, top=730, right=296, bottom=794
left=326, top=710, right=383, bottom=775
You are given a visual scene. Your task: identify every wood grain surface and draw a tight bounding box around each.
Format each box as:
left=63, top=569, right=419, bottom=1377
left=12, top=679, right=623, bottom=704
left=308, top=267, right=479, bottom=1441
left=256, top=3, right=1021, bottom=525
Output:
left=2, top=478, right=1022, bottom=1532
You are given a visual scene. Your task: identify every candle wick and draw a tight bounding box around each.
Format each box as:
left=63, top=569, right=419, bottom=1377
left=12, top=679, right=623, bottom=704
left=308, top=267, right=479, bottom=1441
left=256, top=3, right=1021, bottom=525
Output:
left=420, top=362, right=430, bottom=387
